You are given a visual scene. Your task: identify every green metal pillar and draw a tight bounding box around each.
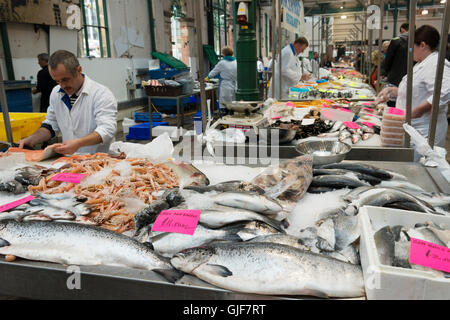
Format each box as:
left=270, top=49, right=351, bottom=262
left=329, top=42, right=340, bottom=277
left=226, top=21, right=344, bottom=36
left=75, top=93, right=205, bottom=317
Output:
left=235, top=0, right=259, bottom=101
left=148, top=0, right=157, bottom=53
left=0, top=22, right=15, bottom=80
left=393, top=0, right=398, bottom=38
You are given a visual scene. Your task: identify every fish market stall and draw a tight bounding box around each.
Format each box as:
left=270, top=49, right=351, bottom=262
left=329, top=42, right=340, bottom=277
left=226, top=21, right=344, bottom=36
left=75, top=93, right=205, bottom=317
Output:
left=0, top=141, right=448, bottom=300
left=204, top=99, right=413, bottom=161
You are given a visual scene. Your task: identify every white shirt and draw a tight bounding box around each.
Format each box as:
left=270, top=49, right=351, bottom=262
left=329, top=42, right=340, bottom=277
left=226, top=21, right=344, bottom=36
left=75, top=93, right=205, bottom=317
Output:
left=396, top=51, right=450, bottom=147
left=43, top=75, right=118, bottom=154
left=269, top=44, right=303, bottom=100
left=257, top=60, right=264, bottom=73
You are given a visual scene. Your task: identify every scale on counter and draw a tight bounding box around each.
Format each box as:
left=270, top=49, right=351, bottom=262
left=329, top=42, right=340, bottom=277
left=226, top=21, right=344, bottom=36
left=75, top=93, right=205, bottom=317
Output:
left=208, top=101, right=267, bottom=135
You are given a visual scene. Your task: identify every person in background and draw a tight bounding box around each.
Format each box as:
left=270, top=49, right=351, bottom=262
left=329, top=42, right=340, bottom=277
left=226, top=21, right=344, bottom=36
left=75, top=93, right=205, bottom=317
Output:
left=206, top=46, right=237, bottom=111
left=382, top=23, right=409, bottom=88
left=269, top=37, right=311, bottom=100
left=19, top=50, right=118, bottom=155
left=382, top=41, right=391, bottom=57
left=321, top=54, right=332, bottom=68
left=257, top=57, right=265, bottom=81
left=32, top=53, right=57, bottom=113
left=267, top=56, right=273, bottom=71
left=353, top=48, right=363, bottom=73
left=374, top=25, right=449, bottom=159
left=311, top=51, right=320, bottom=75
left=370, top=50, right=384, bottom=89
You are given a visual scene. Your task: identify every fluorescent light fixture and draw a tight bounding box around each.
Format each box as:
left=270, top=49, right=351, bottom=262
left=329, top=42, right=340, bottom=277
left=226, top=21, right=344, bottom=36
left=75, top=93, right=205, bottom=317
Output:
left=341, top=15, right=347, bottom=19
left=422, top=9, right=429, bottom=15
left=340, top=6, right=344, bottom=9
left=440, top=0, right=446, bottom=3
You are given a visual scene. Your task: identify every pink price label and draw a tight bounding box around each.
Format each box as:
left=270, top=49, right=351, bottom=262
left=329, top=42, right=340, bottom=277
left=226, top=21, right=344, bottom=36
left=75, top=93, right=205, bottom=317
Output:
left=344, top=121, right=360, bottom=129
left=409, top=238, right=450, bottom=273
left=152, top=210, right=202, bottom=235
left=362, top=122, right=375, bottom=128
left=323, top=99, right=334, bottom=103
left=322, top=104, right=331, bottom=108
left=51, top=173, right=86, bottom=184
left=362, top=102, right=374, bottom=106
left=271, top=116, right=282, bottom=120
left=339, top=108, right=352, bottom=113
left=0, top=195, right=35, bottom=213
left=388, top=108, right=405, bottom=116
left=285, top=102, right=295, bottom=108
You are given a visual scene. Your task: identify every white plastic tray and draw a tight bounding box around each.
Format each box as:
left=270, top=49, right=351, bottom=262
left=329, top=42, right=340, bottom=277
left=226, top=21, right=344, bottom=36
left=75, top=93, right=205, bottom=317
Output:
left=359, top=206, right=450, bottom=300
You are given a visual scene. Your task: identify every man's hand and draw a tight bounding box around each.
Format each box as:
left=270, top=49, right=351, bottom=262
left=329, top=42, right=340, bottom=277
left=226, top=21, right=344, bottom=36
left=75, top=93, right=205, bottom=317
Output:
left=301, top=74, right=311, bottom=81
left=18, top=136, right=36, bottom=149
left=52, top=140, right=82, bottom=155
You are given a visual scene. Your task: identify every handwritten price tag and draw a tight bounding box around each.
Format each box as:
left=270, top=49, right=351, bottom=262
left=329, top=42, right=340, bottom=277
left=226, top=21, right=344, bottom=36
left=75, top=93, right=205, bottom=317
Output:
left=409, top=238, right=450, bottom=273
left=0, top=195, right=35, bottom=213
left=152, top=210, right=202, bottom=235
left=51, top=173, right=86, bottom=184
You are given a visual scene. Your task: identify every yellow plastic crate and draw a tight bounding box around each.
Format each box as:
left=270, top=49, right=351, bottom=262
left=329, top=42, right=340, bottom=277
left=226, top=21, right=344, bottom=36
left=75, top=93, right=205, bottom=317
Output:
left=0, top=113, right=47, bottom=143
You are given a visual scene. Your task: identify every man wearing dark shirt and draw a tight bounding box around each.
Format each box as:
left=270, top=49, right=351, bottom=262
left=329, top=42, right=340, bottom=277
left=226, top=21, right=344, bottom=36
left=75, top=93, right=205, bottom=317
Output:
left=382, top=23, right=409, bottom=87
left=32, top=53, right=57, bottom=113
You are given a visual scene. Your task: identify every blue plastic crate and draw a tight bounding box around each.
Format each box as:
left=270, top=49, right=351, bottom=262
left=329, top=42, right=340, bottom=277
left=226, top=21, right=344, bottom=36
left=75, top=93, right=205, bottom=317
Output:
left=126, top=121, right=169, bottom=140
left=0, top=81, right=33, bottom=113
left=133, top=112, right=163, bottom=123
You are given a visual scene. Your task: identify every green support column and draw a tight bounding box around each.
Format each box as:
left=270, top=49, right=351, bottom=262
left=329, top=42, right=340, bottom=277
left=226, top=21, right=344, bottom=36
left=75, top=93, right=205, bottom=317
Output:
left=393, top=0, right=398, bottom=38
left=235, top=0, right=259, bottom=101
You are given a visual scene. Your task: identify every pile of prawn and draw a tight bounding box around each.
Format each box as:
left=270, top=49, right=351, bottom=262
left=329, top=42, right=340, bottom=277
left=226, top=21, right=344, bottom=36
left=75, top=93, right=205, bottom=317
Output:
left=28, top=153, right=179, bottom=233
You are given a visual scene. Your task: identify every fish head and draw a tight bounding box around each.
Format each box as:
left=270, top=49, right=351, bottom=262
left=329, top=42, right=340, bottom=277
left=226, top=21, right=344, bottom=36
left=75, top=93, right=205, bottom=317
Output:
left=170, top=246, right=214, bottom=273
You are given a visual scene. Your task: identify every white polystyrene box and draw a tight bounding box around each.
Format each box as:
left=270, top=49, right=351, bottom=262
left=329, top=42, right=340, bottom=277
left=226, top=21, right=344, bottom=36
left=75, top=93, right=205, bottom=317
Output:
left=359, top=206, right=450, bottom=300
left=152, top=126, right=186, bottom=142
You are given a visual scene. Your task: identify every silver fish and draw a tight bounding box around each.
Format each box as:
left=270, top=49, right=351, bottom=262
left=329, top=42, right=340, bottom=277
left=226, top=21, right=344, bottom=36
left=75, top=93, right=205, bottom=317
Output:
left=374, top=226, right=395, bottom=266
left=169, top=242, right=365, bottom=298
left=199, top=204, right=284, bottom=232
left=331, top=212, right=360, bottom=251
left=0, top=220, right=178, bottom=279
left=351, top=134, right=362, bottom=144
left=185, top=181, right=265, bottom=195
left=311, top=175, right=369, bottom=189
left=248, top=234, right=310, bottom=251
left=316, top=218, right=336, bottom=251
left=346, top=188, right=437, bottom=215
left=146, top=224, right=243, bottom=257
left=22, top=214, right=53, bottom=222
left=212, top=192, right=282, bottom=215
left=318, top=163, right=394, bottom=180
left=362, top=133, right=373, bottom=141
left=378, top=180, right=425, bottom=193
left=424, top=221, right=450, bottom=247
left=330, top=121, right=344, bottom=133
left=338, top=130, right=352, bottom=142
left=227, top=221, right=284, bottom=241
left=162, top=160, right=210, bottom=187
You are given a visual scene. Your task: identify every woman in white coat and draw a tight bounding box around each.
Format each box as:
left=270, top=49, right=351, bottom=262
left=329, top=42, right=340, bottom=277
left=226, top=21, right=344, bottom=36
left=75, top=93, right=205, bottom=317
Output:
left=269, top=37, right=311, bottom=100
left=375, top=25, right=450, bottom=158
left=207, top=46, right=237, bottom=111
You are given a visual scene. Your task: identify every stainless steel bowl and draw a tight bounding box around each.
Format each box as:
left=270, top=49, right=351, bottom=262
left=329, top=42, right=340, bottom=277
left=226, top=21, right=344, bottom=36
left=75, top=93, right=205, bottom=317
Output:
left=295, top=140, right=352, bottom=165
left=258, top=128, right=297, bottom=145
